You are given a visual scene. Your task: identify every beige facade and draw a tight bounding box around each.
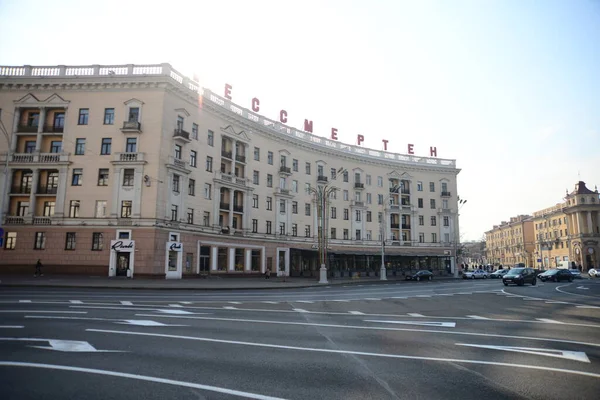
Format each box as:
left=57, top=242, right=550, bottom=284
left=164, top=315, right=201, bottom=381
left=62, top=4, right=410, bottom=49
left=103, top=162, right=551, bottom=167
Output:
left=532, top=204, right=570, bottom=269
left=0, top=63, right=461, bottom=278
left=485, top=215, right=535, bottom=268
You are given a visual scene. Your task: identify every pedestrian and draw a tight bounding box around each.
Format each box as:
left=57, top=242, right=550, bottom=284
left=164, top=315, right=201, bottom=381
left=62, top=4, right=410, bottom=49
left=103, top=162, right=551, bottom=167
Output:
left=34, top=259, right=43, bottom=277
left=264, top=268, right=271, bottom=279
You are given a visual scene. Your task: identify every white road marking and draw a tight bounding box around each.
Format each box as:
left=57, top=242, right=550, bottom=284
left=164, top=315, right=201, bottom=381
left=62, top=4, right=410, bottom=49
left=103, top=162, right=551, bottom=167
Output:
left=120, top=301, right=133, bottom=306
left=168, top=304, right=183, bottom=308
left=391, top=297, right=408, bottom=299
left=331, top=300, right=350, bottom=302
left=25, top=316, right=192, bottom=327
left=349, top=311, right=364, bottom=315
left=545, top=301, right=569, bottom=304
left=456, top=293, right=473, bottom=295
left=436, top=294, right=453, bottom=296
left=407, top=313, right=425, bottom=317
left=0, top=338, right=122, bottom=353
left=180, top=301, right=192, bottom=304
left=0, top=362, right=288, bottom=400
left=293, top=308, right=309, bottom=313
left=134, top=313, right=600, bottom=349
left=228, top=302, right=242, bottom=305
left=522, top=298, right=542, bottom=301
left=365, top=320, right=456, bottom=328
left=576, top=306, right=600, bottom=309
left=85, top=330, right=600, bottom=379
left=69, top=300, right=83, bottom=304
left=0, top=310, right=87, bottom=314
left=262, top=301, right=279, bottom=304
left=455, top=343, right=590, bottom=363
left=364, top=298, right=381, bottom=301
left=536, top=319, right=564, bottom=324
left=0, top=326, right=24, bottom=329
left=157, top=309, right=195, bottom=315
left=19, top=300, right=31, bottom=303
left=224, top=306, right=237, bottom=310
left=116, top=320, right=188, bottom=327
left=294, top=301, right=314, bottom=304
left=466, top=316, right=488, bottom=320
left=415, top=295, right=431, bottom=298
left=577, top=286, right=589, bottom=290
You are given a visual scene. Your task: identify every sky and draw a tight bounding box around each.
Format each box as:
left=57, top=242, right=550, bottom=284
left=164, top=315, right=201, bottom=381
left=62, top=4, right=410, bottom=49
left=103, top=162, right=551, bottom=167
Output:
left=0, top=0, right=599, bottom=241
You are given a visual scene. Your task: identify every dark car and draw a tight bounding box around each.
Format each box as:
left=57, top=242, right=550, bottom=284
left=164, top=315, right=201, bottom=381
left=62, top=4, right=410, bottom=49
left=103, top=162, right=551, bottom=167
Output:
left=489, top=269, right=508, bottom=279
left=406, top=270, right=434, bottom=281
left=503, top=267, right=537, bottom=286
left=538, top=269, right=573, bottom=282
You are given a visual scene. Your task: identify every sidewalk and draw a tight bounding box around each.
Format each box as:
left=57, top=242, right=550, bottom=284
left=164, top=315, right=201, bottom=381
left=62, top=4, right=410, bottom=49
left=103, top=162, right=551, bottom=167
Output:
left=0, top=274, right=460, bottom=290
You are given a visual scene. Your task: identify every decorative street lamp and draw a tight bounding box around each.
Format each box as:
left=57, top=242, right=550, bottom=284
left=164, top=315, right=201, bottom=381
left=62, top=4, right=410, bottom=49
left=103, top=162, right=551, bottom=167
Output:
left=453, top=197, right=467, bottom=277
left=0, top=119, right=11, bottom=228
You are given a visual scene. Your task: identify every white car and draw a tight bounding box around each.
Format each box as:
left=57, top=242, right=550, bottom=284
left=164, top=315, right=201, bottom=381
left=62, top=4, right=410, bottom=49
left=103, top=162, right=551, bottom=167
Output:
left=589, top=268, right=598, bottom=278
left=463, top=269, right=489, bottom=279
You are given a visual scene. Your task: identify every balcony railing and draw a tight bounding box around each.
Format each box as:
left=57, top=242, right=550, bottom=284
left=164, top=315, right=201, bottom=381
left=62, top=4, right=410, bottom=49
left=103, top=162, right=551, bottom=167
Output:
left=391, top=223, right=400, bottom=229
left=221, top=150, right=233, bottom=159
left=219, top=202, right=230, bottom=210
left=441, top=191, right=451, bottom=197
left=10, top=152, right=69, bottom=164
left=10, top=185, right=31, bottom=194
left=317, top=175, right=328, bottom=183
left=121, top=121, right=141, bottom=132
left=401, top=188, right=410, bottom=195
left=114, top=152, right=145, bottom=162
left=354, top=182, right=364, bottom=189
left=235, top=154, right=246, bottom=163
left=280, top=166, right=292, bottom=174
left=33, top=216, right=52, bottom=225
left=352, top=200, right=364, bottom=207
left=173, top=128, right=190, bottom=141
left=233, top=205, right=244, bottom=212
left=37, top=185, right=58, bottom=195
left=17, top=124, right=38, bottom=133
left=4, top=216, right=25, bottom=225
left=43, top=125, right=64, bottom=133
left=275, top=188, right=290, bottom=196
left=402, top=224, right=411, bottom=230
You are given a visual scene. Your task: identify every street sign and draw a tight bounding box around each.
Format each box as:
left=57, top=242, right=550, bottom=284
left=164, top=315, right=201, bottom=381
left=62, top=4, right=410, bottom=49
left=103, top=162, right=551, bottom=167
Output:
left=537, top=258, right=542, bottom=262
left=0, top=227, right=4, bottom=237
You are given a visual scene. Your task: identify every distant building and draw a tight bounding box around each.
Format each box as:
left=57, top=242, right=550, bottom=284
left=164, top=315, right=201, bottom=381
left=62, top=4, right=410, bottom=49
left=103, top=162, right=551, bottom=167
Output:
left=485, top=215, right=535, bottom=267
left=460, top=240, right=486, bottom=266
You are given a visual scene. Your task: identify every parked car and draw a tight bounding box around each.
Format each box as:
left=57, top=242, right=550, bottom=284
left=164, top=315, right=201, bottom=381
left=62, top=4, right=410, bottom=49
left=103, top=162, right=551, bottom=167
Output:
left=463, top=269, right=488, bottom=279
left=489, top=269, right=508, bottom=279
left=569, top=269, right=583, bottom=279
left=503, top=267, right=537, bottom=286
left=589, top=268, right=598, bottom=278
left=538, top=269, right=573, bottom=282
left=405, top=270, right=434, bottom=281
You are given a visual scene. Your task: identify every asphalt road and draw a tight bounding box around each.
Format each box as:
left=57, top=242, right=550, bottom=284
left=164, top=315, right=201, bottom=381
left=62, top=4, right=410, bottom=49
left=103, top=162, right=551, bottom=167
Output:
left=1, top=278, right=599, bottom=399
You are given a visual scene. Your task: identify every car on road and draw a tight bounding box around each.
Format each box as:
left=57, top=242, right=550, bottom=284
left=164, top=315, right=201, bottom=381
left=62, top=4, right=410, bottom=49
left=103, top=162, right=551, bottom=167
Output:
left=502, top=267, right=537, bottom=286
left=569, top=269, right=583, bottom=279
left=589, top=268, right=598, bottom=278
left=537, top=269, right=573, bottom=283
left=463, top=269, right=488, bottom=279
left=405, top=270, right=434, bottom=281
left=489, top=269, right=508, bottom=279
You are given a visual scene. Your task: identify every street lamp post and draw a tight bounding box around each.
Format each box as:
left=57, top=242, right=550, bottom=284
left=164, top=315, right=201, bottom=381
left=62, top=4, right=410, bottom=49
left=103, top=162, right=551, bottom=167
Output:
left=453, top=198, right=467, bottom=277
left=0, top=119, right=11, bottom=228
left=379, top=185, right=400, bottom=281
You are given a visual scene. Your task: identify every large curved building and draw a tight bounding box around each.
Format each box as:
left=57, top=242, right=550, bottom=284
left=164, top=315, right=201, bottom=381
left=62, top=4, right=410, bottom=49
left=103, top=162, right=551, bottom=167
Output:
left=0, top=64, right=461, bottom=279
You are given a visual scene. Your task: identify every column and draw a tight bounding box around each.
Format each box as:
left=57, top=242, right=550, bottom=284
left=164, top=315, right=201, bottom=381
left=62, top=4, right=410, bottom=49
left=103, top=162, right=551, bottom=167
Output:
left=0, top=167, right=12, bottom=220
left=576, top=213, right=582, bottom=235
left=587, top=211, right=593, bottom=234
left=54, top=166, right=68, bottom=217
left=132, top=167, right=143, bottom=218
left=228, top=189, right=234, bottom=230
left=178, top=175, right=187, bottom=222
left=228, top=247, right=235, bottom=271
left=12, top=108, right=21, bottom=135
left=110, top=168, right=121, bottom=217
left=410, top=212, right=417, bottom=244
left=210, top=246, right=218, bottom=271
left=28, top=169, right=39, bottom=217
left=244, top=248, right=252, bottom=272
left=212, top=184, right=220, bottom=226
left=232, top=139, right=237, bottom=163
left=243, top=190, right=251, bottom=231
left=36, top=107, right=46, bottom=152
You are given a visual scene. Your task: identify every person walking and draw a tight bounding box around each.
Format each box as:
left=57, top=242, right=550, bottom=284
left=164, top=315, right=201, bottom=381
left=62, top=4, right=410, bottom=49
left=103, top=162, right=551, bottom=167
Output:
left=34, top=259, right=43, bottom=277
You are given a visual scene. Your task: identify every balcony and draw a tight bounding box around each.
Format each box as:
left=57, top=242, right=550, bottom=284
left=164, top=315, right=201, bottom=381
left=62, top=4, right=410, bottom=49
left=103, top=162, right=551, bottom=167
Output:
left=33, top=216, right=52, bottom=225
left=401, top=188, right=410, bottom=195
left=441, top=191, right=451, bottom=197
left=113, top=152, right=146, bottom=163
left=43, top=125, right=64, bottom=134
left=221, top=150, right=233, bottom=159
left=10, top=185, right=31, bottom=194
left=4, top=216, right=25, bottom=225
left=233, top=204, right=244, bottom=213
left=17, top=124, right=38, bottom=133
left=351, top=200, right=364, bottom=207
left=317, top=175, right=328, bottom=183
left=391, top=223, right=400, bottom=229
left=36, top=185, right=58, bottom=195
left=354, top=182, right=364, bottom=189
left=275, top=187, right=291, bottom=197
left=9, top=152, right=70, bottom=164
left=214, top=172, right=250, bottom=187
left=219, top=202, right=230, bottom=210
left=121, top=121, right=142, bottom=133
left=235, top=154, right=246, bottom=163
left=173, top=128, right=191, bottom=143
left=402, top=224, right=411, bottom=230
left=280, top=166, right=292, bottom=175
left=389, top=204, right=400, bottom=210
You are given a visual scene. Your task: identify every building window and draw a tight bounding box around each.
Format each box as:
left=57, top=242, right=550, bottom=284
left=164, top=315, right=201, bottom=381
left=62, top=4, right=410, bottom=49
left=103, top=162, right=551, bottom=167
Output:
left=174, top=144, right=182, bottom=160
left=95, top=200, right=107, bottom=218
left=206, top=156, right=213, bottom=172
left=187, top=208, right=194, bottom=224
left=279, top=223, right=286, bottom=235
left=127, top=107, right=139, bottom=122
left=123, top=169, right=134, bottom=187
left=305, top=225, right=311, bottom=238
left=100, top=138, right=112, bottom=155
left=305, top=162, right=311, bottom=175
left=172, top=174, right=180, bottom=193
left=248, top=219, right=257, bottom=233
left=305, top=183, right=311, bottom=194
left=267, top=151, right=273, bottom=165
left=198, top=211, right=208, bottom=227
left=430, top=199, right=436, bottom=209
left=366, top=175, right=371, bottom=185
left=419, top=233, right=425, bottom=243
left=98, top=169, right=109, bottom=186
left=330, top=168, right=336, bottom=179
left=367, top=193, right=372, bottom=204
left=292, top=224, right=298, bottom=237
left=417, top=181, right=423, bottom=191
left=92, top=233, right=103, bottom=251
left=266, top=221, right=272, bottom=234
left=444, top=233, right=450, bottom=243
left=356, top=230, right=361, bottom=240
left=419, top=215, right=424, bottom=225
left=69, top=200, right=80, bottom=218
left=343, top=190, right=349, bottom=201
left=171, top=205, right=178, bottom=221
left=24, top=141, right=35, bottom=153
left=431, top=216, right=437, bottom=226
left=366, top=211, right=372, bottom=222
left=378, top=212, right=382, bottom=223
left=266, top=197, right=272, bottom=211
left=355, top=210, right=361, bottom=221
left=442, top=199, right=449, bottom=209
left=305, top=203, right=311, bottom=216
left=75, top=138, right=86, bottom=155
left=177, top=115, right=184, bottom=131
left=343, top=229, right=349, bottom=240
left=189, top=150, right=197, bottom=168
left=331, top=207, right=337, bottom=219
left=34, top=232, right=46, bottom=250
left=50, top=140, right=62, bottom=153
left=366, top=230, right=372, bottom=240
left=253, top=171, right=259, bottom=185
left=343, top=208, right=349, bottom=220
left=429, top=182, right=435, bottom=192
left=292, top=159, right=298, bottom=172
left=104, top=108, right=115, bottom=125
left=377, top=176, right=383, bottom=187
left=252, top=194, right=259, bottom=208
left=279, top=199, right=286, bottom=213
left=267, top=174, right=273, bottom=188
left=443, top=216, right=449, bottom=227
left=4, top=232, right=16, bottom=250
left=292, top=180, right=298, bottom=193
left=188, top=179, right=195, bottom=196
left=418, top=198, right=423, bottom=208
left=121, top=201, right=132, bottom=218
left=343, top=171, right=349, bottom=182
left=207, top=130, right=214, bottom=146
left=378, top=194, right=384, bottom=205
left=71, top=169, right=83, bottom=186
left=254, top=147, right=260, bottom=161
left=292, top=201, right=298, bottom=214
left=126, top=137, right=137, bottom=153
left=331, top=228, right=337, bottom=239
left=431, top=233, right=437, bottom=243
left=65, top=232, right=76, bottom=250
left=78, top=108, right=89, bottom=125
left=192, top=123, right=198, bottom=140
left=441, top=182, right=448, bottom=193
left=204, top=183, right=212, bottom=199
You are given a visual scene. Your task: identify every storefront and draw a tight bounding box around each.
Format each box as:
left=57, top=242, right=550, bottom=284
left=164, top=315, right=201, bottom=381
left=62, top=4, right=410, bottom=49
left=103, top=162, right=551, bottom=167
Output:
left=109, top=239, right=135, bottom=278
left=165, top=241, right=183, bottom=279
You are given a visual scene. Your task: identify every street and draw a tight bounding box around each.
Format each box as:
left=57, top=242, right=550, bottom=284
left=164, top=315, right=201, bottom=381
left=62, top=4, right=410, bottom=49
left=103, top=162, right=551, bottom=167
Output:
left=1, top=279, right=599, bottom=399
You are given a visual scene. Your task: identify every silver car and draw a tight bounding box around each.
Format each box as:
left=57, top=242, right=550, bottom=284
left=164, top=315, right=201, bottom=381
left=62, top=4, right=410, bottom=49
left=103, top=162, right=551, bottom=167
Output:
left=463, top=269, right=489, bottom=279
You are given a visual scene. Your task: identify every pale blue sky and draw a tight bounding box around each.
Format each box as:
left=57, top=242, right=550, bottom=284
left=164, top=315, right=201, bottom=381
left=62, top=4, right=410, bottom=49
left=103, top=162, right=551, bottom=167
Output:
left=1, top=0, right=599, bottom=241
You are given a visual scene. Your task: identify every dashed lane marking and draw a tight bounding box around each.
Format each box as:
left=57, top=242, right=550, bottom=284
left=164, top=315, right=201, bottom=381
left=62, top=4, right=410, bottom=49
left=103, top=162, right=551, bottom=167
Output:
left=293, top=308, right=309, bottom=313
left=120, top=301, right=133, bottom=306
left=69, top=300, right=83, bottom=304
left=349, top=311, right=365, bottom=315
left=228, top=302, right=242, bottom=305
left=168, top=304, right=183, bottom=308
left=223, top=306, right=237, bottom=310
left=408, top=313, right=425, bottom=317
left=262, top=301, right=279, bottom=304
left=294, top=301, right=314, bottom=304
left=364, top=298, right=381, bottom=301
left=466, top=316, right=489, bottom=320
left=19, top=300, right=32, bottom=303
left=537, top=319, right=564, bottom=324
left=415, top=295, right=431, bottom=298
